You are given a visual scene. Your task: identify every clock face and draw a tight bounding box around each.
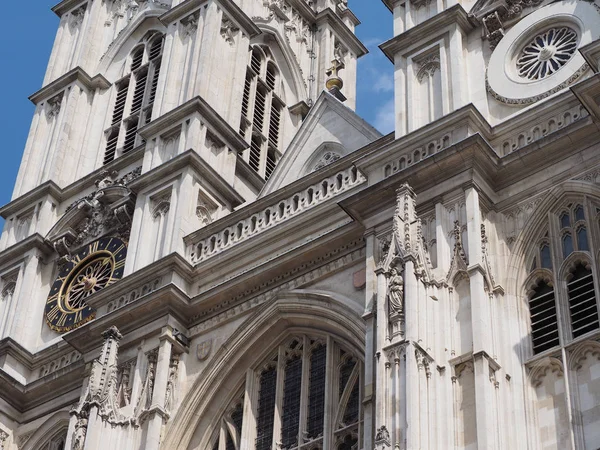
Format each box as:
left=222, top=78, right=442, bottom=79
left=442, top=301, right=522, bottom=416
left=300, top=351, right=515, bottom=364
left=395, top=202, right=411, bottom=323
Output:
left=45, top=237, right=127, bottom=333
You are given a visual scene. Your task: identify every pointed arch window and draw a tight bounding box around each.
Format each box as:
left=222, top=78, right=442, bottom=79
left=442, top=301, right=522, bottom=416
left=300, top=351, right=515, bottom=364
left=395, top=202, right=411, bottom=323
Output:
left=211, top=335, right=362, bottom=450
left=239, top=45, right=285, bottom=180
left=104, top=32, right=164, bottom=165
left=527, top=202, right=600, bottom=355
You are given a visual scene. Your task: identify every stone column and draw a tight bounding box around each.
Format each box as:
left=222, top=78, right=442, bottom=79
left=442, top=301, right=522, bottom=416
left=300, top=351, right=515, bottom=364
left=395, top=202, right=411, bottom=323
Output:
left=465, top=187, right=496, bottom=450
left=145, top=327, right=174, bottom=450
left=362, top=231, right=377, bottom=449
left=403, top=259, right=420, bottom=449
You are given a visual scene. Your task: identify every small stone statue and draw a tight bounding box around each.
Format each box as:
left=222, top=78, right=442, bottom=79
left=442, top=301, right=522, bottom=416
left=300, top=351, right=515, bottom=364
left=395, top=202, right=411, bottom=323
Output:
left=72, top=414, right=88, bottom=450
left=388, top=267, right=404, bottom=316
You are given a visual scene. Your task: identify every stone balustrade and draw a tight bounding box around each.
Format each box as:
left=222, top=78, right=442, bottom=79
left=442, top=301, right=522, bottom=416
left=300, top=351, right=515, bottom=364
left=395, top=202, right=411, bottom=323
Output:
left=189, top=165, right=365, bottom=264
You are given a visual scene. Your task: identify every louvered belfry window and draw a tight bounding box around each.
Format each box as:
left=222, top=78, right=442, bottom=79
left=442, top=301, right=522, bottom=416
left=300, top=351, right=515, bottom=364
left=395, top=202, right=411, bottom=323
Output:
left=103, top=32, right=164, bottom=165
left=239, top=45, right=285, bottom=180
left=527, top=202, right=600, bottom=355
left=211, top=335, right=362, bottom=450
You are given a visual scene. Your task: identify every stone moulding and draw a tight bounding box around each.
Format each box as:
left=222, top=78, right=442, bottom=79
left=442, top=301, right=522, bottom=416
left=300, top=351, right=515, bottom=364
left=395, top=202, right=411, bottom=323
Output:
left=486, top=63, right=590, bottom=106
left=188, top=242, right=366, bottom=335
left=188, top=165, right=365, bottom=264
left=495, top=103, right=588, bottom=155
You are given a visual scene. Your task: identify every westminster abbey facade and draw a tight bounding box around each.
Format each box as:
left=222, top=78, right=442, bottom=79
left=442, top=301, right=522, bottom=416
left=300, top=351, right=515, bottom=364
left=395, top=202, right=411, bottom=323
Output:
left=1, top=0, right=600, bottom=448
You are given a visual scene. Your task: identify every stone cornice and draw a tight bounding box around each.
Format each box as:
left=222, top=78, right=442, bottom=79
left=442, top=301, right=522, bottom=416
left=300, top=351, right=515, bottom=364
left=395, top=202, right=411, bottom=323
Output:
left=184, top=155, right=364, bottom=245
left=353, top=104, right=491, bottom=174
left=138, top=96, right=248, bottom=153
left=236, top=154, right=266, bottom=193
left=0, top=234, right=54, bottom=269
left=579, top=40, right=600, bottom=73
left=0, top=146, right=144, bottom=219
left=128, top=150, right=245, bottom=207
left=0, top=365, right=84, bottom=418
left=381, top=0, right=401, bottom=13
left=51, top=0, right=86, bottom=17
left=29, top=67, right=110, bottom=105
left=160, top=0, right=261, bottom=38
left=0, top=182, right=62, bottom=219
left=379, top=4, right=475, bottom=62
left=316, top=9, right=368, bottom=57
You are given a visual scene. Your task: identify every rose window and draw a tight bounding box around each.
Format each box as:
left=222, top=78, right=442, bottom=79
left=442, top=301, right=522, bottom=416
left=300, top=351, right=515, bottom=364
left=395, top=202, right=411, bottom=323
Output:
left=516, top=27, right=578, bottom=81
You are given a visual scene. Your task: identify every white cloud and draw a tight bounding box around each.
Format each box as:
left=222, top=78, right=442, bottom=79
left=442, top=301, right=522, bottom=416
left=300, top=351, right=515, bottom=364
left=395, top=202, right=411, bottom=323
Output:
left=374, top=99, right=395, bottom=134
left=372, top=72, right=394, bottom=93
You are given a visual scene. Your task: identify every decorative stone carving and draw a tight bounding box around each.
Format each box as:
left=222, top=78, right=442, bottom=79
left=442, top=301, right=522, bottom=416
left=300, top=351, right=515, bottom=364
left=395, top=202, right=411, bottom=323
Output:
left=220, top=16, right=240, bottom=46
left=529, top=357, right=564, bottom=387
left=165, top=354, right=180, bottom=412
left=416, top=54, right=440, bottom=82
left=313, top=151, right=341, bottom=172
left=69, top=5, right=87, bottom=29
left=72, top=326, right=127, bottom=429
left=374, top=425, right=391, bottom=448
left=107, top=277, right=163, bottom=312
left=196, top=339, right=212, bottom=361
left=135, top=349, right=158, bottom=419
left=180, top=12, right=199, bottom=38
left=415, top=348, right=432, bottom=378
left=39, top=350, right=82, bottom=378
left=117, top=360, right=135, bottom=406
left=387, top=267, right=404, bottom=318
left=447, top=220, right=468, bottom=283
left=52, top=168, right=140, bottom=259
left=189, top=165, right=365, bottom=263
left=483, top=11, right=504, bottom=50
left=0, top=430, right=8, bottom=450
left=45, top=93, right=63, bottom=120
left=1, top=275, right=17, bottom=301
left=487, top=56, right=589, bottom=106
left=72, top=410, right=88, bottom=450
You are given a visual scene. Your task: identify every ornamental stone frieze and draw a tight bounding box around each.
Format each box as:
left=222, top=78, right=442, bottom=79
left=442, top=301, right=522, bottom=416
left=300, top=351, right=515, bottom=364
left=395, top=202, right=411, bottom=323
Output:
left=48, top=168, right=141, bottom=259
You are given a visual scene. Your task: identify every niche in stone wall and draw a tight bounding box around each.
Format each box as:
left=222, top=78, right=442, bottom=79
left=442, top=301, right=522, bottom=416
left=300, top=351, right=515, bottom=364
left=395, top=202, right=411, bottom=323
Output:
left=454, top=278, right=473, bottom=357
left=454, top=361, right=477, bottom=450
left=159, top=127, right=181, bottom=165
left=412, top=48, right=443, bottom=129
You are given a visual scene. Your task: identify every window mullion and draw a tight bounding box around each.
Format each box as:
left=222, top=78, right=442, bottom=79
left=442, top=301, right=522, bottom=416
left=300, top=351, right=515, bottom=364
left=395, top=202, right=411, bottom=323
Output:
left=323, top=335, right=335, bottom=450
left=240, top=369, right=258, bottom=450
left=218, top=420, right=228, bottom=450
left=298, top=335, right=311, bottom=447
left=548, top=211, right=569, bottom=345
left=272, top=345, right=286, bottom=449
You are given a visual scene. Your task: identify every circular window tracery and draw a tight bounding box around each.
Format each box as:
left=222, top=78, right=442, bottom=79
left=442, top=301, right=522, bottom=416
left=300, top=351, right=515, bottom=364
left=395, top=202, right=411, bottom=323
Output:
left=516, top=27, right=578, bottom=81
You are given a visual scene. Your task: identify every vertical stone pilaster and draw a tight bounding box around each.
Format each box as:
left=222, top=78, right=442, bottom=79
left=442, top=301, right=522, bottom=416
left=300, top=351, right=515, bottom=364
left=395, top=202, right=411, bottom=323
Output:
left=145, top=327, right=174, bottom=450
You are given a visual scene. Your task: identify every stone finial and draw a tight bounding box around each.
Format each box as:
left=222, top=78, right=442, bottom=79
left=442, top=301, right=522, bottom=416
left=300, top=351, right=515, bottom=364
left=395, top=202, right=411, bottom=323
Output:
left=326, top=59, right=347, bottom=102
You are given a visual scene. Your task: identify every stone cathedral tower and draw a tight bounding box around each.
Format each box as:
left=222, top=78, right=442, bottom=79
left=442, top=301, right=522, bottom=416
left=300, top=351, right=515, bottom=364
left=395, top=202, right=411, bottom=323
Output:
left=2, top=0, right=600, bottom=449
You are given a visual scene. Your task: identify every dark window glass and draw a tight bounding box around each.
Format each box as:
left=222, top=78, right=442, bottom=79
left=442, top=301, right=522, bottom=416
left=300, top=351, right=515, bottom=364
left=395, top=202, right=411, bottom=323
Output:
left=281, top=356, right=303, bottom=449
left=567, top=264, right=599, bottom=338
left=541, top=244, right=552, bottom=269
left=560, top=213, right=571, bottom=229
left=256, top=367, right=277, bottom=450
left=575, top=205, right=585, bottom=222
left=529, top=281, right=560, bottom=354
left=563, top=234, right=573, bottom=258
left=307, top=344, right=327, bottom=440
left=577, top=227, right=589, bottom=252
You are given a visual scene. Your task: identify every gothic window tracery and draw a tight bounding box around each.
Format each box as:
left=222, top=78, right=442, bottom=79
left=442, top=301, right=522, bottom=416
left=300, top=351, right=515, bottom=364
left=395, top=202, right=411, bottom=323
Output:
left=210, top=335, right=362, bottom=450
left=38, top=429, right=67, bottom=450
left=526, top=201, right=600, bottom=355
left=104, top=32, right=164, bottom=165
left=239, top=45, right=286, bottom=180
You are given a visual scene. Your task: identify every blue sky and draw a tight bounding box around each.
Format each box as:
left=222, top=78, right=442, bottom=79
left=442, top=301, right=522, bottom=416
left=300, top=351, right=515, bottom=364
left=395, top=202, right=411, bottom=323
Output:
left=0, top=1, right=393, bottom=218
